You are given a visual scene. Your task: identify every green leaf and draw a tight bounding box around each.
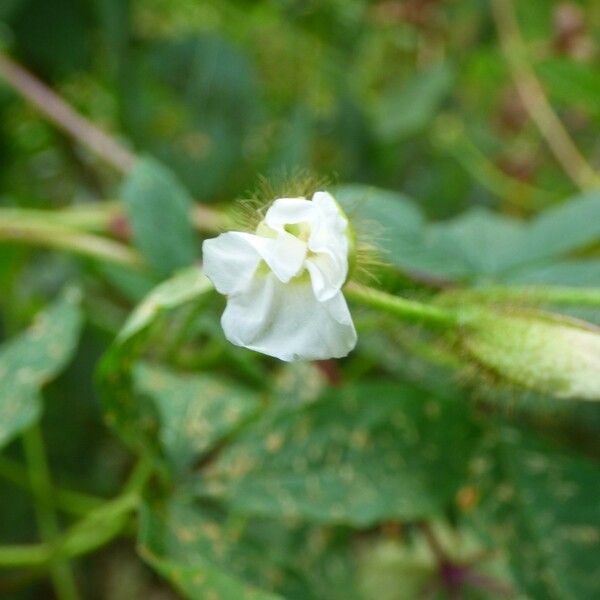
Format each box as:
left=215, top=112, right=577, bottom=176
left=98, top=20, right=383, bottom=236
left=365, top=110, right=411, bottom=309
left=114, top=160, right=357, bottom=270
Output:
left=524, top=191, right=600, bottom=262
left=430, top=208, right=526, bottom=277
left=501, top=259, right=600, bottom=287
left=97, top=268, right=213, bottom=450
left=117, top=267, right=212, bottom=343
left=272, top=362, right=328, bottom=408
left=139, top=491, right=360, bottom=600
left=373, top=62, right=454, bottom=141
left=121, top=157, right=199, bottom=276
left=336, top=184, right=468, bottom=280
left=471, top=424, right=600, bottom=599
left=193, top=382, right=481, bottom=526
left=139, top=496, right=284, bottom=600
left=337, top=185, right=600, bottom=284
left=0, top=288, right=83, bottom=448
left=133, top=362, right=261, bottom=474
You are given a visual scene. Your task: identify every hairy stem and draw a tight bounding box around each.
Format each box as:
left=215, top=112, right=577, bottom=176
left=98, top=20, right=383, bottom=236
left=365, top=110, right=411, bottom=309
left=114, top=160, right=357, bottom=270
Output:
left=438, top=285, right=600, bottom=307
left=345, top=282, right=459, bottom=329
left=22, top=426, right=80, bottom=600
left=491, top=0, right=600, bottom=191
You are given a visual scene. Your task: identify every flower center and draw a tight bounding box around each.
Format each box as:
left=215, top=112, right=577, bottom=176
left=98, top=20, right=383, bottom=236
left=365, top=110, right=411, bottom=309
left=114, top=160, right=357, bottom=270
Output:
left=283, top=222, right=311, bottom=242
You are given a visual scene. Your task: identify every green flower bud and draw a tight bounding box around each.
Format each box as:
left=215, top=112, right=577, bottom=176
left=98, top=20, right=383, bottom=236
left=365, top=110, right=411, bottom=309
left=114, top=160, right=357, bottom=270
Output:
left=460, top=309, right=600, bottom=400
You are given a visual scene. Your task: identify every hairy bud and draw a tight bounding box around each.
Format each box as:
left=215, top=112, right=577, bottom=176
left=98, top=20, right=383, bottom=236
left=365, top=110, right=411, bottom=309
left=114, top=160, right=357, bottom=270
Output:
left=460, top=309, right=600, bottom=400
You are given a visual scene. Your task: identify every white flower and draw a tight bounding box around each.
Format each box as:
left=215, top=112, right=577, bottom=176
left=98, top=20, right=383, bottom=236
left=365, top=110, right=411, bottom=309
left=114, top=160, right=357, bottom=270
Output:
left=202, top=191, right=357, bottom=361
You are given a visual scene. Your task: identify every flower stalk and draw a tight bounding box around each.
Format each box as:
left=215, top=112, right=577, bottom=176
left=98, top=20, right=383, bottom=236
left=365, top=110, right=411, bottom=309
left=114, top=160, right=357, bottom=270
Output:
left=438, top=285, right=600, bottom=307
left=345, top=282, right=460, bottom=330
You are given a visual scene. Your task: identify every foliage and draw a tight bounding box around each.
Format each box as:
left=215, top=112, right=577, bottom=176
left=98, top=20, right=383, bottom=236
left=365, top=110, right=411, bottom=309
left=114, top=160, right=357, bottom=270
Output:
left=0, top=1, right=599, bottom=599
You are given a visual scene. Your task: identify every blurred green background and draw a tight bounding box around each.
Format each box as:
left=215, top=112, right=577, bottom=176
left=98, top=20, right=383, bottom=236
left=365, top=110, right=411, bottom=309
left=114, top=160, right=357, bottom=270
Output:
left=1, top=1, right=599, bottom=599
left=2, top=0, right=599, bottom=215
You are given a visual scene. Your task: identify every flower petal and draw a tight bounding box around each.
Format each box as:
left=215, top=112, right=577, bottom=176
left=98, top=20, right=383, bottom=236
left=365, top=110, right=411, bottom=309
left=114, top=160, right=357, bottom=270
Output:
left=309, top=191, right=349, bottom=256
left=305, top=252, right=346, bottom=301
left=221, top=273, right=357, bottom=361
left=255, top=231, right=307, bottom=283
left=263, top=197, right=316, bottom=228
left=203, top=230, right=306, bottom=291
left=202, top=232, right=262, bottom=295
left=297, top=191, right=349, bottom=299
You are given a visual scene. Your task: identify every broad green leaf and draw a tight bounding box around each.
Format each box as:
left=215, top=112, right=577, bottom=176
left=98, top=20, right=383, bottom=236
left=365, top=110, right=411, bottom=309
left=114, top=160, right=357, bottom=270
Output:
left=133, top=362, right=261, bottom=474
left=193, top=382, right=481, bottom=526
left=429, top=193, right=600, bottom=278
left=117, top=267, right=212, bottom=343
left=336, top=184, right=469, bottom=280
left=373, top=62, right=454, bottom=141
left=501, top=259, right=600, bottom=287
left=97, top=268, right=213, bottom=450
left=139, top=496, right=284, bottom=600
left=470, top=424, right=600, bottom=599
left=337, top=185, right=600, bottom=284
left=430, top=208, right=527, bottom=276
left=0, top=288, right=82, bottom=448
left=523, top=191, right=600, bottom=262
left=273, top=362, right=327, bottom=407
left=337, top=186, right=507, bottom=280
left=139, top=492, right=360, bottom=600
left=121, top=157, right=199, bottom=276
left=140, top=554, right=280, bottom=600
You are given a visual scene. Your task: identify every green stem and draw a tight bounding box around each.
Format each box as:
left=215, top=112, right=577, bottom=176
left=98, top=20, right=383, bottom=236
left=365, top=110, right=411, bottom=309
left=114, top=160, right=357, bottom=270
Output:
left=0, top=544, right=52, bottom=568
left=0, top=456, right=105, bottom=516
left=345, top=282, right=459, bottom=329
left=0, top=458, right=153, bottom=570
left=0, top=205, right=121, bottom=232
left=0, top=203, right=226, bottom=235
left=0, top=218, right=144, bottom=269
left=438, top=286, right=600, bottom=307
left=22, top=426, right=80, bottom=600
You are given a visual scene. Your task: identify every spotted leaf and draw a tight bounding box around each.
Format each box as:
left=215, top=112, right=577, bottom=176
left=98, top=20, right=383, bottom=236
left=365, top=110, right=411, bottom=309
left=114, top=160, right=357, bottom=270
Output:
left=0, top=288, right=83, bottom=448
left=192, top=382, right=481, bottom=526
left=470, top=424, right=600, bottom=599
left=97, top=267, right=213, bottom=450
left=133, top=362, right=260, bottom=474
